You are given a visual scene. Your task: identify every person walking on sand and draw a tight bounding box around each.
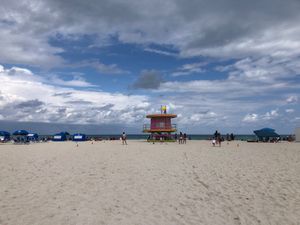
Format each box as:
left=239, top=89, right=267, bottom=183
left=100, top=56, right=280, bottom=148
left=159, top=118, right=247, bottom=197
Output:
left=121, top=132, right=127, bottom=145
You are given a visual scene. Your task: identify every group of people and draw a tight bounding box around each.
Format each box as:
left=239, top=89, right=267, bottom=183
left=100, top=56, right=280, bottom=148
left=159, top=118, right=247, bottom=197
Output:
left=226, top=133, right=235, bottom=141
left=212, top=131, right=236, bottom=147
left=175, top=132, right=187, bottom=144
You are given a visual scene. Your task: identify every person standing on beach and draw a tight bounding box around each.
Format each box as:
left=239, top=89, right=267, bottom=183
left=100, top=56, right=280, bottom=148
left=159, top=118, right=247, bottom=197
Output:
left=212, top=138, right=216, bottom=147
left=214, top=130, right=218, bottom=139
left=121, top=132, right=127, bottom=145
left=179, top=132, right=183, bottom=144
left=217, top=132, right=222, bottom=147
left=183, top=133, right=187, bottom=144
left=214, top=130, right=218, bottom=145
left=230, top=133, right=235, bottom=141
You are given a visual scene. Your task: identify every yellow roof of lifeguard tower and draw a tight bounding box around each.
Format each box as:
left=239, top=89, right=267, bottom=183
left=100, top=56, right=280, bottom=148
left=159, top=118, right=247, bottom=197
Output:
left=146, top=105, right=177, bottom=118
left=146, top=114, right=177, bottom=118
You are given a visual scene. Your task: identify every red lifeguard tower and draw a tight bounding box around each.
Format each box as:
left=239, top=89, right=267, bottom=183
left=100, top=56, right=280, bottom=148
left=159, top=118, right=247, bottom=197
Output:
left=143, top=106, right=177, bottom=141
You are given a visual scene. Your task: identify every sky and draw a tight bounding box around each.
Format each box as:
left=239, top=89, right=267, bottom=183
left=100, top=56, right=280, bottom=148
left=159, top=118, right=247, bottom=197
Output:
left=0, top=0, right=300, bottom=134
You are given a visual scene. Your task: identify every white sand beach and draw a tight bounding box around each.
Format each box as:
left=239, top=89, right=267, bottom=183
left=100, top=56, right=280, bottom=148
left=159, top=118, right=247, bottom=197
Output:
left=0, top=140, right=299, bottom=225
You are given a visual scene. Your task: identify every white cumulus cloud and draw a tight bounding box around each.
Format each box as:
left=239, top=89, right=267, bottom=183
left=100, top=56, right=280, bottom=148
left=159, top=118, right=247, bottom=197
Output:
left=243, top=113, right=258, bottom=122
left=0, top=65, right=150, bottom=124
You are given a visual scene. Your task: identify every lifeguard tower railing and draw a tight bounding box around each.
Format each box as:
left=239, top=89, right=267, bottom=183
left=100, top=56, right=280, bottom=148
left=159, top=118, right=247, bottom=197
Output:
left=143, top=124, right=177, bottom=132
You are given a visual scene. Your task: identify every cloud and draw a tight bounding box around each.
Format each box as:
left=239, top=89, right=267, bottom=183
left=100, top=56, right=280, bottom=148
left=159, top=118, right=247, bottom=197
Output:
left=65, top=100, right=93, bottom=105
left=0, top=120, right=141, bottom=134
left=190, top=111, right=217, bottom=122
left=0, top=65, right=150, bottom=124
left=52, top=92, right=73, bottom=97
left=0, top=20, right=64, bottom=67
left=172, top=62, right=206, bottom=76
left=158, top=55, right=300, bottom=100
left=2, top=0, right=300, bottom=66
left=75, top=60, right=129, bottom=74
left=285, top=108, right=294, bottom=113
left=226, top=57, right=300, bottom=83
left=1, top=0, right=300, bottom=134
left=243, top=113, right=258, bottom=122
left=144, top=48, right=177, bottom=57
left=263, top=109, right=279, bottom=120
left=243, top=109, right=279, bottom=123
left=16, top=99, right=44, bottom=109
left=286, top=95, right=298, bottom=103
left=0, top=64, right=299, bottom=133
left=50, top=75, right=96, bottom=87
left=132, top=70, right=164, bottom=89
left=159, top=79, right=291, bottom=97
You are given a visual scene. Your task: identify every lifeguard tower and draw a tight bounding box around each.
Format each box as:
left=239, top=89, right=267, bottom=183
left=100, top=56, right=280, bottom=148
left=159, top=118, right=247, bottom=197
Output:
left=143, top=106, right=177, bottom=141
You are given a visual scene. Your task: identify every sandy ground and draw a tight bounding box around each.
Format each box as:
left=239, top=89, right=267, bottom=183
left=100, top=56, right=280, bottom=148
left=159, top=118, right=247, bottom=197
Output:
left=0, top=140, right=299, bottom=225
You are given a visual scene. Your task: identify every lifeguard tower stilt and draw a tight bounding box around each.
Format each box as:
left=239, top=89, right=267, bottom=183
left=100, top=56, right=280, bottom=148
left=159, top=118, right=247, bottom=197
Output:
left=143, top=106, right=177, bottom=142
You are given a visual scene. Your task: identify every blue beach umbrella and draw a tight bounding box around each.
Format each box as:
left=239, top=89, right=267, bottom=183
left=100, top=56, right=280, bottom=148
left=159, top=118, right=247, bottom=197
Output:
left=13, top=130, right=29, bottom=136
left=0, top=131, right=10, bottom=136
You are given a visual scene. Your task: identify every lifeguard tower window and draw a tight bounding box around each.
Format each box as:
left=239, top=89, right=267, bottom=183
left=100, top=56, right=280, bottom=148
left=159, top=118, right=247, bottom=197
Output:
left=158, top=122, right=165, bottom=128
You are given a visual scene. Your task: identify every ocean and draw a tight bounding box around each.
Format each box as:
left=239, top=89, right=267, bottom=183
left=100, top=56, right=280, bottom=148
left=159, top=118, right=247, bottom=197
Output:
left=38, top=134, right=260, bottom=141
left=91, top=134, right=258, bottom=141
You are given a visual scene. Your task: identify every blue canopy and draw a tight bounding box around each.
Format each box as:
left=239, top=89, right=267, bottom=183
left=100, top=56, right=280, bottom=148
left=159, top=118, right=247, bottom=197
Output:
left=13, top=130, right=29, bottom=136
left=72, top=133, right=87, bottom=141
left=254, top=128, right=280, bottom=141
left=52, top=132, right=68, bottom=141
left=0, top=131, right=10, bottom=136
left=27, top=133, right=39, bottom=140
left=0, top=131, right=10, bottom=141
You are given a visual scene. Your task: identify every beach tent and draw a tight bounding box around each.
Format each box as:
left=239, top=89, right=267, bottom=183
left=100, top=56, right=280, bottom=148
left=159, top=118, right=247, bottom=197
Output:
left=253, top=128, right=280, bottom=142
left=13, top=130, right=29, bottom=143
left=27, top=133, right=39, bottom=142
left=296, top=128, right=300, bottom=142
left=0, top=131, right=10, bottom=142
left=52, top=132, right=68, bottom=141
left=72, top=133, right=87, bottom=141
